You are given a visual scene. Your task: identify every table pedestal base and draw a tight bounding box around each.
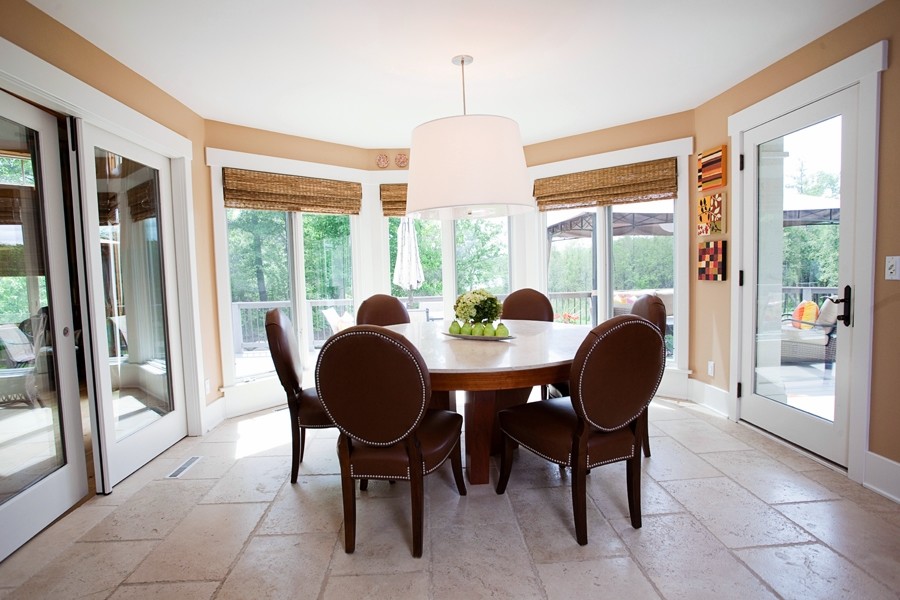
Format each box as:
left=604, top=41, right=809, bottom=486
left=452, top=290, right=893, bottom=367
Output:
left=463, top=387, right=532, bottom=485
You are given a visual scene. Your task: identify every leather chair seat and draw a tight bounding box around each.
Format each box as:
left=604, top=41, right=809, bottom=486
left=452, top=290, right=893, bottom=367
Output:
left=296, top=387, right=333, bottom=427
left=348, top=410, right=463, bottom=479
left=499, top=398, right=635, bottom=467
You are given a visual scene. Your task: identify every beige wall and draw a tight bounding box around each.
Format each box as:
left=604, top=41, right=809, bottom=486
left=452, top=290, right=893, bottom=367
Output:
left=2, top=0, right=898, bottom=461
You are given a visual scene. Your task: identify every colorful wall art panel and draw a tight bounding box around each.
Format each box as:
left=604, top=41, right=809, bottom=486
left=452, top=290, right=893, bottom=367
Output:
left=697, top=145, right=727, bottom=192
left=697, top=192, right=724, bottom=236
left=698, top=240, right=727, bottom=281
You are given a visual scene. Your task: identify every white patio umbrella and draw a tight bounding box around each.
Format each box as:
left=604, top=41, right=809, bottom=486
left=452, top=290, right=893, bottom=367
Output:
left=393, top=217, right=425, bottom=306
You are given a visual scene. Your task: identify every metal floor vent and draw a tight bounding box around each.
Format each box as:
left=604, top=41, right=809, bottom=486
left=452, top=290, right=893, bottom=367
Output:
left=166, top=456, right=201, bottom=478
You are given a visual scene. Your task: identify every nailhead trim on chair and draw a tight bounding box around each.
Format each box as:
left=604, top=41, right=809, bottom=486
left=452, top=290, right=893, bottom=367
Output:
left=505, top=433, right=571, bottom=466
left=349, top=442, right=458, bottom=480
left=316, top=328, right=428, bottom=447
left=587, top=446, right=635, bottom=469
left=574, top=318, right=664, bottom=432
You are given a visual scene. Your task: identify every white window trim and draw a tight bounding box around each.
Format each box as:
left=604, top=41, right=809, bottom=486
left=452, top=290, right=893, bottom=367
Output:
left=527, top=138, right=694, bottom=398
left=0, top=38, right=205, bottom=436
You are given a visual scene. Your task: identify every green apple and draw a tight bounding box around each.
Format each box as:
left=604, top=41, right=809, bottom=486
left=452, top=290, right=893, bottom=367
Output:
left=460, top=321, right=472, bottom=335
left=449, top=320, right=461, bottom=334
left=495, top=322, right=510, bottom=337
left=483, top=322, right=495, bottom=336
left=472, top=322, right=485, bottom=336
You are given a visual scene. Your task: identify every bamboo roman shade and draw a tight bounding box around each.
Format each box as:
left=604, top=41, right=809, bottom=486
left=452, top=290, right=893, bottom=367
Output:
left=0, top=188, right=28, bottom=225
left=223, top=167, right=362, bottom=215
left=533, top=157, right=677, bottom=211
left=127, top=180, right=157, bottom=222
left=379, top=183, right=408, bottom=216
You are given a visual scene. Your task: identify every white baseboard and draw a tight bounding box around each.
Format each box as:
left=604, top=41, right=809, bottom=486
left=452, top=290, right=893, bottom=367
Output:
left=687, top=379, right=731, bottom=417
left=658, top=367, right=690, bottom=400
left=222, top=377, right=285, bottom=419
left=864, top=451, right=900, bottom=504
left=199, top=396, right=226, bottom=435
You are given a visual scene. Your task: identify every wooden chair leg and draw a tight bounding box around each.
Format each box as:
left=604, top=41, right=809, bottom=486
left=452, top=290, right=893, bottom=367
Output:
left=626, top=453, right=642, bottom=529
left=641, top=410, right=651, bottom=457
left=410, top=461, right=425, bottom=558
left=290, top=423, right=301, bottom=484
left=359, top=479, right=368, bottom=491
left=450, top=438, right=467, bottom=496
left=299, top=426, right=307, bottom=462
left=495, top=434, right=516, bottom=494
left=572, top=459, right=588, bottom=545
left=337, top=437, right=356, bottom=553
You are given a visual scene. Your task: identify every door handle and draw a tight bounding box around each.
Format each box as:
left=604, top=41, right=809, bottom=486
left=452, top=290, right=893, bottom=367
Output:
left=833, top=285, right=852, bottom=327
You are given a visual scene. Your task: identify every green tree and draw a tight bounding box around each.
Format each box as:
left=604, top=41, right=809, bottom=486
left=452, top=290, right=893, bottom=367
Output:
left=612, top=235, right=674, bottom=290
left=455, top=219, right=509, bottom=295
left=226, top=209, right=289, bottom=302
left=0, top=157, right=34, bottom=186
left=303, top=214, right=351, bottom=301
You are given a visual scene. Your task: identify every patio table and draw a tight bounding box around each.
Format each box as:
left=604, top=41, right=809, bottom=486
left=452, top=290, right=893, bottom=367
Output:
left=384, top=319, right=591, bottom=484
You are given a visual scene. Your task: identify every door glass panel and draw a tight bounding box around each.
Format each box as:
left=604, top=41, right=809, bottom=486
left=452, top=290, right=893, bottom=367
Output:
left=455, top=217, right=509, bottom=296
left=93, top=148, right=173, bottom=440
left=611, top=200, right=676, bottom=359
left=547, top=208, right=596, bottom=325
left=0, top=116, right=65, bottom=504
left=226, top=208, right=289, bottom=380
left=303, top=213, right=352, bottom=349
left=754, top=117, right=840, bottom=421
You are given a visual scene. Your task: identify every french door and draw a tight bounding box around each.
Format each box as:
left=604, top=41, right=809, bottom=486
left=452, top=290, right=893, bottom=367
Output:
left=0, top=90, right=86, bottom=561
left=77, top=123, right=187, bottom=490
left=740, top=87, right=858, bottom=466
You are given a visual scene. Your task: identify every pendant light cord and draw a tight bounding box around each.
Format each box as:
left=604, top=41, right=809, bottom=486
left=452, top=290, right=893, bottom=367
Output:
left=460, top=57, right=467, bottom=116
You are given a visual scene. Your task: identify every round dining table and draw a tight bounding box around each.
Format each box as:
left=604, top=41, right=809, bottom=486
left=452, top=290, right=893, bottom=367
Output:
left=385, top=319, right=592, bottom=484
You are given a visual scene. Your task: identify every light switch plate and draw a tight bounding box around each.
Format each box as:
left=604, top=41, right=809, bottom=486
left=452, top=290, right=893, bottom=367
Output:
left=887, top=256, right=900, bottom=280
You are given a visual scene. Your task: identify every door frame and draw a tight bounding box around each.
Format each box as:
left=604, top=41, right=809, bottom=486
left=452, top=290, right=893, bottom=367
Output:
left=0, top=88, right=88, bottom=563
left=728, top=41, right=886, bottom=482
left=0, top=40, right=207, bottom=446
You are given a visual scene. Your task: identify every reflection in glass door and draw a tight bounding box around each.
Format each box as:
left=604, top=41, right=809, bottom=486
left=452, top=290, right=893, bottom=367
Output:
left=94, top=149, right=173, bottom=441
left=0, top=91, right=86, bottom=561
left=79, top=124, right=185, bottom=489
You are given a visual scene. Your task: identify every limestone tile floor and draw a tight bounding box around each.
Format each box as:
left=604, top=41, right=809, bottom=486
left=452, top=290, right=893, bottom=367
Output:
left=1, top=397, right=899, bottom=599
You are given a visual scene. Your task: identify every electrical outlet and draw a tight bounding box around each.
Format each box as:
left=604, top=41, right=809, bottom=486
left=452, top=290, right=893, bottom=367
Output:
left=886, top=256, right=900, bottom=281
left=707, top=361, right=715, bottom=377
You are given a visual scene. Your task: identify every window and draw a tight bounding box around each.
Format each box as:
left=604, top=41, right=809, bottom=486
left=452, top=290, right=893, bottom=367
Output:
left=610, top=199, right=675, bottom=358
left=387, top=216, right=443, bottom=318
left=455, top=217, right=509, bottom=296
left=547, top=208, right=597, bottom=325
left=226, top=208, right=290, bottom=380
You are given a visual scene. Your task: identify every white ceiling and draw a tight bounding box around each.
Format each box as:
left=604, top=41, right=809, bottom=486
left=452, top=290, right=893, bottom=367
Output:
left=28, top=0, right=881, bottom=149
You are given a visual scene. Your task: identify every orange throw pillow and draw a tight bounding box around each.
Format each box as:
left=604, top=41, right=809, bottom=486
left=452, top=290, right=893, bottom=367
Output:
left=791, top=300, right=819, bottom=329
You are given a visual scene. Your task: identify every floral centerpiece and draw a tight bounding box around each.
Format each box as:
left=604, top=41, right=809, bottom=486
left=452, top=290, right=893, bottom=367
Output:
left=450, top=289, right=508, bottom=337
left=454, top=288, right=501, bottom=323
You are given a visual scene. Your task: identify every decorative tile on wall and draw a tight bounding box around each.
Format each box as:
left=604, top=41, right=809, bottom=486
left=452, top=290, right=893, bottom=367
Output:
left=697, top=145, right=727, bottom=192
left=697, top=192, right=725, bottom=236
left=698, top=240, right=727, bottom=281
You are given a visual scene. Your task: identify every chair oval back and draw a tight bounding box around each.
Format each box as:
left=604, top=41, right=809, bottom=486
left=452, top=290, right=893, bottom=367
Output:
left=570, top=315, right=665, bottom=431
left=316, top=325, right=430, bottom=446
left=501, top=288, right=553, bottom=321
left=356, top=294, right=410, bottom=326
left=265, top=308, right=303, bottom=397
left=630, top=294, right=667, bottom=333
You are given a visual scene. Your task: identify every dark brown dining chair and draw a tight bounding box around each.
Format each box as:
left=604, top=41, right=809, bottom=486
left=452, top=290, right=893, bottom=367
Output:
left=629, top=294, right=668, bottom=457
left=356, top=294, right=410, bottom=326
left=495, top=315, right=665, bottom=545
left=500, top=288, right=561, bottom=400
left=265, top=309, right=334, bottom=483
left=501, top=287, right=554, bottom=321
left=316, top=325, right=466, bottom=558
